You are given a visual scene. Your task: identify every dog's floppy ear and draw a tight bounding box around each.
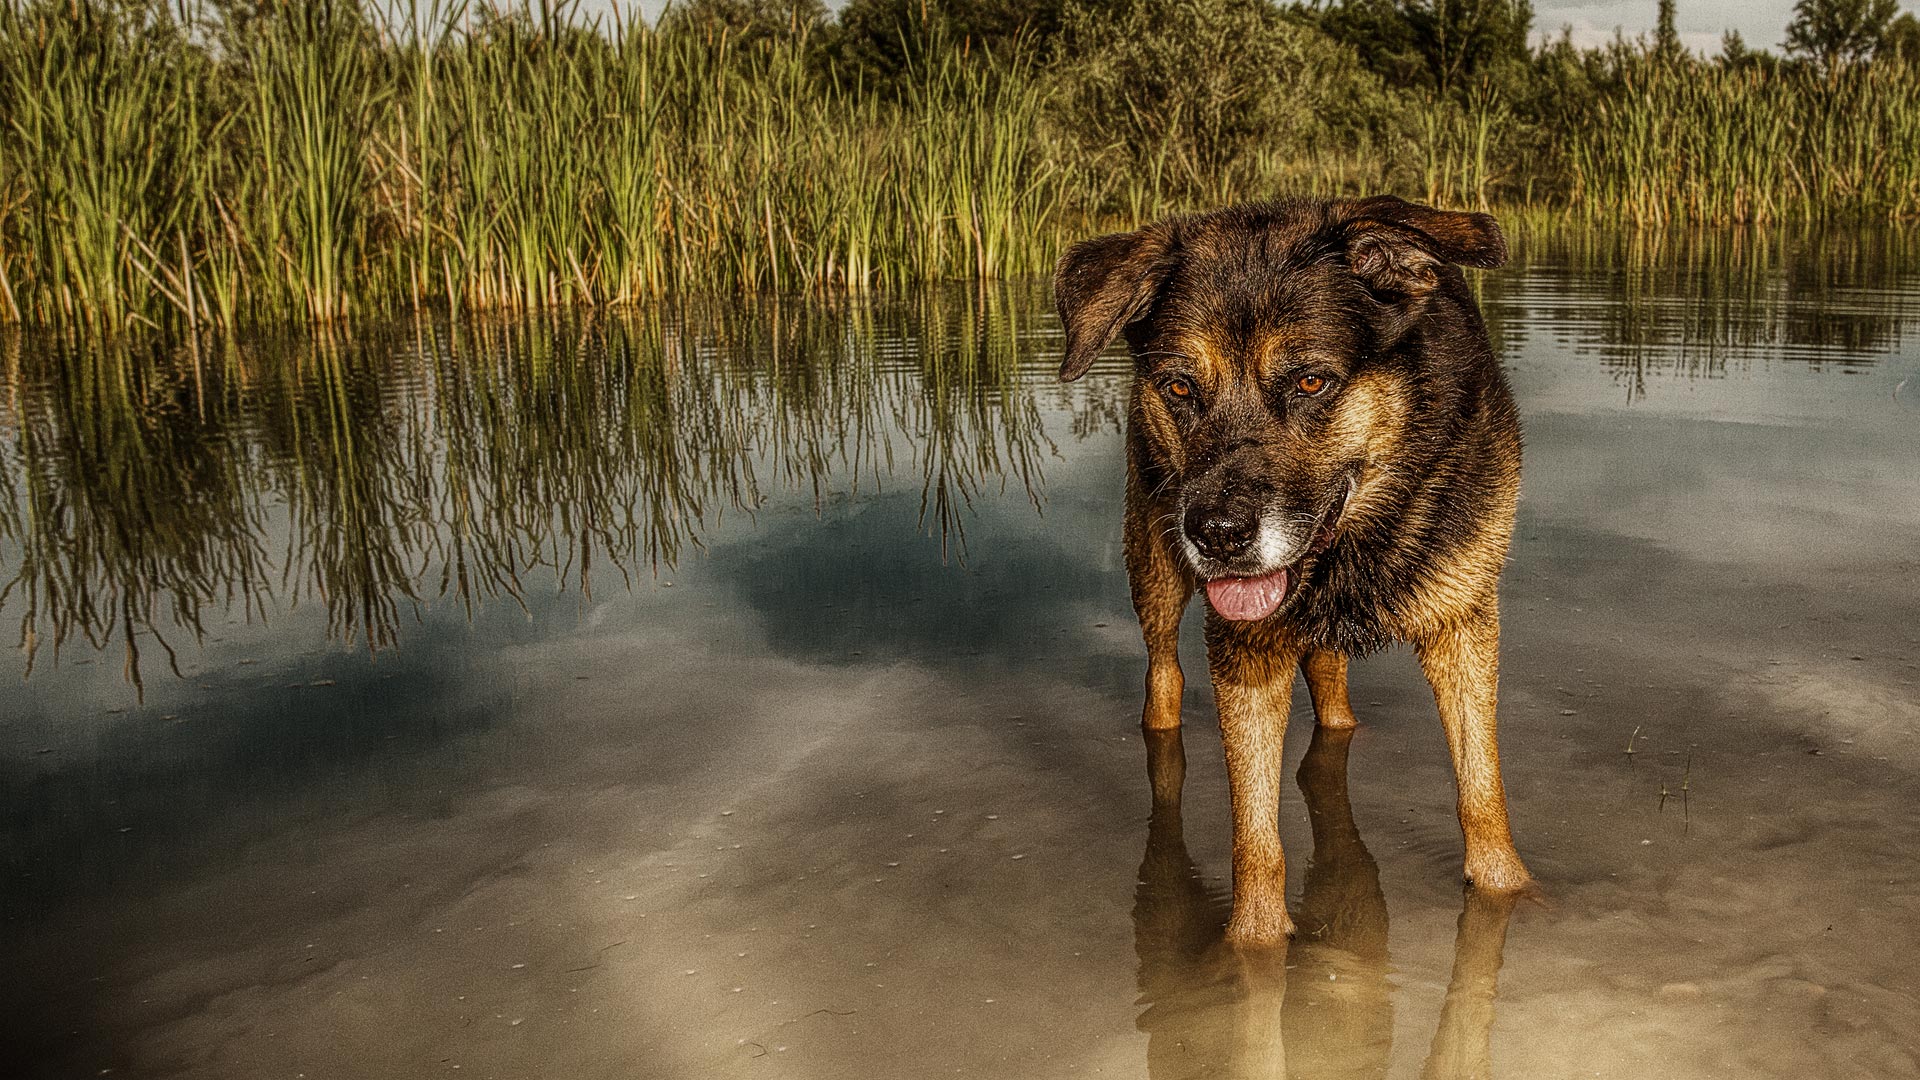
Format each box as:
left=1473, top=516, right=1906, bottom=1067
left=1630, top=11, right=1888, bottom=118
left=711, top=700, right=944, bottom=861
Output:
left=1340, top=195, right=1507, bottom=299
left=1053, top=225, right=1173, bottom=383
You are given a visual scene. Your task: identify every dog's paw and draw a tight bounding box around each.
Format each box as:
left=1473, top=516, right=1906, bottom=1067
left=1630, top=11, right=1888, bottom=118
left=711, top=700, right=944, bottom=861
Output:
left=1464, top=851, right=1534, bottom=893
left=1141, top=700, right=1183, bottom=731
left=1224, top=903, right=1295, bottom=947
left=1314, top=706, right=1358, bottom=730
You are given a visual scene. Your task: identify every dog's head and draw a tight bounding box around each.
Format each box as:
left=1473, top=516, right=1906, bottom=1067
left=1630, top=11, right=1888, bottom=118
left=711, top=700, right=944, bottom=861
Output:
left=1054, top=196, right=1507, bottom=622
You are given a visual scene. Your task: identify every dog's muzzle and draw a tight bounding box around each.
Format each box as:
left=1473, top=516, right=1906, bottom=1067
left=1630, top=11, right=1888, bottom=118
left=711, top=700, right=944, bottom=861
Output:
left=1186, top=477, right=1354, bottom=621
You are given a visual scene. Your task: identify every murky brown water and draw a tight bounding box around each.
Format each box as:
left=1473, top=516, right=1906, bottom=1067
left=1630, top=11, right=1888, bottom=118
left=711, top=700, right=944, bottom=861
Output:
left=3, top=227, right=1918, bottom=1078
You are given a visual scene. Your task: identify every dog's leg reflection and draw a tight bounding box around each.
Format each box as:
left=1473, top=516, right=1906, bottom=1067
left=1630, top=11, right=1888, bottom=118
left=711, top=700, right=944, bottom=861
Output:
left=1134, top=728, right=1287, bottom=1080
left=1283, top=725, right=1394, bottom=1078
left=1419, top=890, right=1518, bottom=1080
left=1134, top=722, right=1516, bottom=1080
left=1135, top=730, right=1218, bottom=969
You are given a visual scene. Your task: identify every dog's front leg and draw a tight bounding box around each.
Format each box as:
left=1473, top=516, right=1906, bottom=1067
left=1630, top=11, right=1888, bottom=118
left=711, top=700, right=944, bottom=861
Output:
left=1125, top=448, right=1194, bottom=732
left=1416, top=606, right=1532, bottom=892
left=1208, top=619, right=1299, bottom=944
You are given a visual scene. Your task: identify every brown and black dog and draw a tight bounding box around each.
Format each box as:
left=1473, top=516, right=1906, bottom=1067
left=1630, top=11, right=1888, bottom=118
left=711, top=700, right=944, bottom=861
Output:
left=1055, top=195, right=1531, bottom=945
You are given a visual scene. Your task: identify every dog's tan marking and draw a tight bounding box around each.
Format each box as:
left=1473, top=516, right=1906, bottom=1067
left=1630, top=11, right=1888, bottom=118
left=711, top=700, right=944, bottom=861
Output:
left=1397, top=483, right=1516, bottom=641
left=1324, top=371, right=1400, bottom=457
left=1133, top=390, right=1187, bottom=475
left=1317, top=374, right=1414, bottom=526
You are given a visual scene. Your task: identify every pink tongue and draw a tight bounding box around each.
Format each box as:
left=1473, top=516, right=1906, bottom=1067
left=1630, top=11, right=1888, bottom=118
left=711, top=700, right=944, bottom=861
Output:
left=1205, top=567, right=1290, bottom=621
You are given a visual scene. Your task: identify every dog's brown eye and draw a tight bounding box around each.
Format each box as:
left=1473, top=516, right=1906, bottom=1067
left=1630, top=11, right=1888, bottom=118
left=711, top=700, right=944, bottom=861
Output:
left=1165, top=377, right=1194, bottom=400
left=1296, top=374, right=1327, bottom=395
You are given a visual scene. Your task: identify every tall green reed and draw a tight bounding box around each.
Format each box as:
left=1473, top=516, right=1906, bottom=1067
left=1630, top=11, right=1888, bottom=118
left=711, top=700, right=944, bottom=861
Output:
left=0, top=0, right=223, bottom=328
left=1563, top=54, right=1920, bottom=226
left=0, top=0, right=1066, bottom=330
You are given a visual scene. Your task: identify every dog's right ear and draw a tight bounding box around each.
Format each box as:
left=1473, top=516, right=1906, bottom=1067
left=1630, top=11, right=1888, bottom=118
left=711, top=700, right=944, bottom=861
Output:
left=1339, top=196, right=1507, bottom=300
left=1053, top=226, right=1172, bottom=383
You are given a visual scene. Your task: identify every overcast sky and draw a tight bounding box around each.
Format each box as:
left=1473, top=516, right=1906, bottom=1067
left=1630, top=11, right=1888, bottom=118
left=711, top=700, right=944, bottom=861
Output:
left=1535, top=1, right=1915, bottom=53
left=614, top=1, right=1920, bottom=57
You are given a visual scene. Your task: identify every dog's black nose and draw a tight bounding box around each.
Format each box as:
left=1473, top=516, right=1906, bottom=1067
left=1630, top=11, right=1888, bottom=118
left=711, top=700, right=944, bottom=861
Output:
left=1185, top=504, right=1258, bottom=562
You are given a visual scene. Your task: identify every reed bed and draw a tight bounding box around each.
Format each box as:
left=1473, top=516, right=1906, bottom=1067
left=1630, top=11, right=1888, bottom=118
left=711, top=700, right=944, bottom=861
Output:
left=2, top=0, right=1918, bottom=332
left=0, top=0, right=1061, bottom=329
left=1563, top=55, right=1920, bottom=227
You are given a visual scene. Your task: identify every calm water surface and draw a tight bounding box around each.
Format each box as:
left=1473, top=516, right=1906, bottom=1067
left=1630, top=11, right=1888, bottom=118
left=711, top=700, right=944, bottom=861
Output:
left=3, top=229, right=1918, bottom=1078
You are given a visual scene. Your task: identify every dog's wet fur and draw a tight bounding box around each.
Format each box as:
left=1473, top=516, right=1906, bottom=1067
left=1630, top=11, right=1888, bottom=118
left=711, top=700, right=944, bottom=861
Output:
left=1056, top=195, right=1532, bottom=944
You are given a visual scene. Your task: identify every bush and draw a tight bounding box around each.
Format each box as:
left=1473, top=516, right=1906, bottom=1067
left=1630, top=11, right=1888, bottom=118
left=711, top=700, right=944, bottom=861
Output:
left=1045, top=0, right=1400, bottom=210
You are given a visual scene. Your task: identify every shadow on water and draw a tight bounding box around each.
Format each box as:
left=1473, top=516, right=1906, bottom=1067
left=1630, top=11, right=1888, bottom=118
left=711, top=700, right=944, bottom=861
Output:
left=1134, top=726, right=1516, bottom=1080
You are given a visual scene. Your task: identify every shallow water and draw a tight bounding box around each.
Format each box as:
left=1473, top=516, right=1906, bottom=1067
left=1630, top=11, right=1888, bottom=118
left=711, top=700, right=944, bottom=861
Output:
left=3, top=229, right=1918, bottom=1078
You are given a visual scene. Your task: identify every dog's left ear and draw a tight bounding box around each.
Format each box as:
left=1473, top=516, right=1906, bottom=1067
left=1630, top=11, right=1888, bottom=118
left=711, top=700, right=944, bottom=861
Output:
left=1340, top=195, right=1507, bottom=299
left=1053, top=225, right=1173, bottom=383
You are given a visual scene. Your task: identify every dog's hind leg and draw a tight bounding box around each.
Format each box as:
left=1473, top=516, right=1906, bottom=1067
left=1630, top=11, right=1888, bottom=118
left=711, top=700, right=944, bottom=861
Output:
left=1126, top=467, right=1194, bottom=732
left=1416, top=606, right=1533, bottom=893
left=1301, top=650, right=1358, bottom=729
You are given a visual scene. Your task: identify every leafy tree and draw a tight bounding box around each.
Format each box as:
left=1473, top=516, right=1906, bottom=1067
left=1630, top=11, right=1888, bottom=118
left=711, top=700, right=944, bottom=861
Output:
left=1783, top=0, right=1898, bottom=70
left=1884, top=11, right=1920, bottom=61
left=657, top=0, right=828, bottom=45
left=1720, top=27, right=1748, bottom=62
left=824, top=0, right=1068, bottom=91
left=1319, top=0, right=1535, bottom=98
left=1654, top=0, right=1682, bottom=59
left=1053, top=0, right=1390, bottom=201
left=1717, top=28, right=1780, bottom=72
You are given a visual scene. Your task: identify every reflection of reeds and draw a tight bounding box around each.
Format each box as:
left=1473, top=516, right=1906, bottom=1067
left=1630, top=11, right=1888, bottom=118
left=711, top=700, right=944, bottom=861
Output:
left=0, top=332, right=274, bottom=695
left=0, top=287, right=1078, bottom=690
left=1483, top=222, right=1920, bottom=399
left=893, top=288, right=1056, bottom=558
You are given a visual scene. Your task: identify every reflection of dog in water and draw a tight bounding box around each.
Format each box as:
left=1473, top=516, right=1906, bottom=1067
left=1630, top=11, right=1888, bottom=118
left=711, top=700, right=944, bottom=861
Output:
left=1135, top=726, right=1515, bottom=1079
